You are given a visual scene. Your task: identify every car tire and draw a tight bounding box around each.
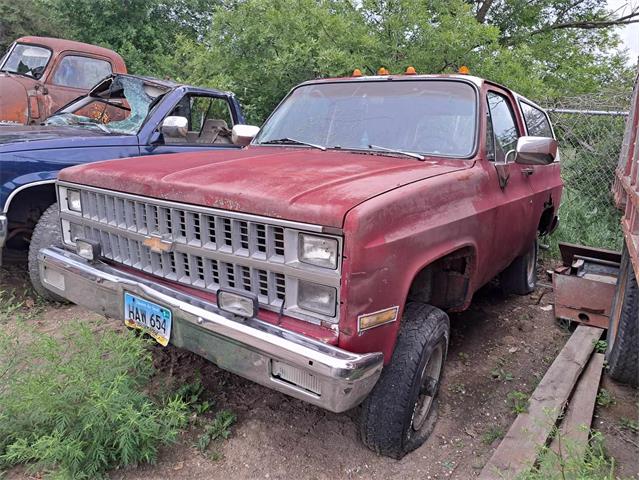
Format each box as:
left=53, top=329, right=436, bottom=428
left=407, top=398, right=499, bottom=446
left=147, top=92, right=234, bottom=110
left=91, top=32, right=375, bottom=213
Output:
left=359, top=302, right=449, bottom=459
left=500, top=239, right=538, bottom=295
left=606, top=244, right=638, bottom=385
left=28, top=203, right=68, bottom=302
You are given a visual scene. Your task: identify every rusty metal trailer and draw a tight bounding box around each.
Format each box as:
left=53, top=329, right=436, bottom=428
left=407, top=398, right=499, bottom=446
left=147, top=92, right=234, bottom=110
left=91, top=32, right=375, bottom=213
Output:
left=607, top=79, right=639, bottom=384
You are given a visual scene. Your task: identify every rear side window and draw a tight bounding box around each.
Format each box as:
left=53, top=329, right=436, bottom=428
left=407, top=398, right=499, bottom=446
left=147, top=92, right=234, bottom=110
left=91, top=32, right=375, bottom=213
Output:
left=520, top=101, right=553, bottom=138
left=51, top=55, right=112, bottom=89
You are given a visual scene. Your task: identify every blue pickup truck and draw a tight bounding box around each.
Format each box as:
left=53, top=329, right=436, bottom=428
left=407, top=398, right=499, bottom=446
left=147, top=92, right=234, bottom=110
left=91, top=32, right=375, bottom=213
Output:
left=0, top=73, right=246, bottom=261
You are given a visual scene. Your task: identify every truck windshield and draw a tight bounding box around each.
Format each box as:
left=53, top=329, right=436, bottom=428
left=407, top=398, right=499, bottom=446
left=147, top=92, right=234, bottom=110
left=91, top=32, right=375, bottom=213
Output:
left=255, top=80, right=477, bottom=158
left=44, top=76, right=164, bottom=135
left=0, top=43, right=52, bottom=79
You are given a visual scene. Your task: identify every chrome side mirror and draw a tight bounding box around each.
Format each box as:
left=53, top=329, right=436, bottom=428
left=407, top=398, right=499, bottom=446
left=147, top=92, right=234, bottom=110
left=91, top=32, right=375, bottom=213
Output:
left=160, top=116, right=188, bottom=138
left=515, top=136, right=558, bottom=165
left=232, top=124, right=260, bottom=146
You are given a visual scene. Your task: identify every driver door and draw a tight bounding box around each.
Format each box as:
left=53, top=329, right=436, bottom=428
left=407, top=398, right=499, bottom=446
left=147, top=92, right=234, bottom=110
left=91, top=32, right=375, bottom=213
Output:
left=144, top=93, right=240, bottom=155
left=484, top=88, right=537, bottom=277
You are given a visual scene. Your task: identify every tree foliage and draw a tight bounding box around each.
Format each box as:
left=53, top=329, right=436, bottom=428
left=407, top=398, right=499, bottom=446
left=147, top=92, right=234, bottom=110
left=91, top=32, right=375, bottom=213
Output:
left=0, top=0, right=636, bottom=123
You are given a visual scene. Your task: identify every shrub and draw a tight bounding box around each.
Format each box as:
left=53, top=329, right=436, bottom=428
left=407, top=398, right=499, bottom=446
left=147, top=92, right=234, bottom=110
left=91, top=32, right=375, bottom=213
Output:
left=0, top=321, right=188, bottom=479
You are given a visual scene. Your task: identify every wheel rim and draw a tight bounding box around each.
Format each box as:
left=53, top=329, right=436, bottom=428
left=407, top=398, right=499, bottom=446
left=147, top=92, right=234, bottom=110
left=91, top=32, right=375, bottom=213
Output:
left=411, top=342, right=444, bottom=431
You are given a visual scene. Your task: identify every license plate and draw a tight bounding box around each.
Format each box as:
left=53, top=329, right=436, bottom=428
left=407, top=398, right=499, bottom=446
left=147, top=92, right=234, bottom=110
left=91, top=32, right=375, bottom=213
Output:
left=124, top=292, right=172, bottom=346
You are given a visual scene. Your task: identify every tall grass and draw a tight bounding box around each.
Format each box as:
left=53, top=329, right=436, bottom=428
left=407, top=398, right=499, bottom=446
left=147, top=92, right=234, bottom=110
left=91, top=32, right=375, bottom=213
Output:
left=546, top=189, right=623, bottom=258
left=0, top=319, right=189, bottom=479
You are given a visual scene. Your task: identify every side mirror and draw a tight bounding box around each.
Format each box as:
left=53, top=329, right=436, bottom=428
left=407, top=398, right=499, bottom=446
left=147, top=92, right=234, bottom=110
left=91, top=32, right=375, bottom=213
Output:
left=515, top=136, right=558, bottom=165
left=232, top=124, right=260, bottom=146
left=160, top=116, right=188, bottom=138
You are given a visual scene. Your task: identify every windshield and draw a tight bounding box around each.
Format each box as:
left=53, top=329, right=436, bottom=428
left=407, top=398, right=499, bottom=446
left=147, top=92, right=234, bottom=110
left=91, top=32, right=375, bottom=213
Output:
left=44, top=76, right=164, bottom=135
left=255, top=80, right=478, bottom=158
left=1, top=43, right=51, bottom=79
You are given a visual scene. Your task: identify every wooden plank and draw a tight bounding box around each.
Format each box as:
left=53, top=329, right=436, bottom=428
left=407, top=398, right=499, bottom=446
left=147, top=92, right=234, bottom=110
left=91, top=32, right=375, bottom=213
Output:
left=478, top=325, right=603, bottom=480
left=549, top=353, right=604, bottom=459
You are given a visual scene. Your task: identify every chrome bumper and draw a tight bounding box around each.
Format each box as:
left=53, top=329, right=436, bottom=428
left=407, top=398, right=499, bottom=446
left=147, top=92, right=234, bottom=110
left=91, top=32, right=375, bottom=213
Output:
left=38, top=247, right=383, bottom=412
left=0, top=214, right=7, bottom=248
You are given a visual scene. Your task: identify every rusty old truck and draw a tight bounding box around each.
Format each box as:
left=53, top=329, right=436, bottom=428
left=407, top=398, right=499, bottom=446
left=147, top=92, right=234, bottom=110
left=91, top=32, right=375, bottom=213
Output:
left=0, top=36, right=127, bottom=125
left=34, top=70, right=562, bottom=458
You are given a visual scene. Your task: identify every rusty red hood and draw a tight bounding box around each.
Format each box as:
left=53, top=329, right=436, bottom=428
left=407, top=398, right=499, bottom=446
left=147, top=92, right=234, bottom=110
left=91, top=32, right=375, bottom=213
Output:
left=59, top=146, right=473, bottom=227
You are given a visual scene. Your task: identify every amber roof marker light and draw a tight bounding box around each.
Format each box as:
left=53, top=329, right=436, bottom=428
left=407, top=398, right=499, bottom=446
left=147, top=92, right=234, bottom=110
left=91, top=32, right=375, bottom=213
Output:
left=377, top=67, right=389, bottom=75
left=405, top=66, right=417, bottom=75
left=352, top=68, right=363, bottom=77
left=458, top=65, right=470, bottom=75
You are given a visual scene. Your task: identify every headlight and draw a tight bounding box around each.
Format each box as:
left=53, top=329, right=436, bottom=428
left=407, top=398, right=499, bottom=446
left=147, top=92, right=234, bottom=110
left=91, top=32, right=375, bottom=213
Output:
left=298, top=233, right=338, bottom=269
left=297, top=280, right=336, bottom=317
left=67, top=189, right=82, bottom=212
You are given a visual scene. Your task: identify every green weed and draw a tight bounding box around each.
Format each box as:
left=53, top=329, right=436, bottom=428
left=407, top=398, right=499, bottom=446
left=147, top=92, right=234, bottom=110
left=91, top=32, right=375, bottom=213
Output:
left=618, top=417, right=638, bottom=433
left=508, top=391, right=529, bottom=414
left=0, top=321, right=188, bottom=479
left=593, top=340, right=607, bottom=354
left=596, top=389, right=616, bottom=407
left=195, top=410, right=236, bottom=452
left=482, top=426, right=505, bottom=445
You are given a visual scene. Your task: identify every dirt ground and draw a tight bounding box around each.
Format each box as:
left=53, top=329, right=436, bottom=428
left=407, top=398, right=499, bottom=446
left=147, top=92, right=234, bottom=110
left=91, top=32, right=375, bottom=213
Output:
left=1, top=253, right=638, bottom=480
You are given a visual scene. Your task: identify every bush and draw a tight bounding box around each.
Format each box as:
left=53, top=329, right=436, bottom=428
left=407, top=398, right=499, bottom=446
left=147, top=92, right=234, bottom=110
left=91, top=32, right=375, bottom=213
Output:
left=0, top=322, right=188, bottom=479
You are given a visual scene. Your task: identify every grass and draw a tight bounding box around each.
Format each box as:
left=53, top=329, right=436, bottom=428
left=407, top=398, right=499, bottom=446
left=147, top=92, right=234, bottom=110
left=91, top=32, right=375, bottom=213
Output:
left=0, top=320, right=190, bottom=479
left=517, top=431, right=617, bottom=480
left=596, top=388, right=616, bottom=408
left=507, top=391, right=529, bottom=414
left=546, top=190, right=623, bottom=258
left=482, top=426, right=505, bottom=445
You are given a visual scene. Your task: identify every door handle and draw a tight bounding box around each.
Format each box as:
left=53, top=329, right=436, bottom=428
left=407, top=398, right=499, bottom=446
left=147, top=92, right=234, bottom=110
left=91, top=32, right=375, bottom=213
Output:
left=521, top=167, right=534, bottom=176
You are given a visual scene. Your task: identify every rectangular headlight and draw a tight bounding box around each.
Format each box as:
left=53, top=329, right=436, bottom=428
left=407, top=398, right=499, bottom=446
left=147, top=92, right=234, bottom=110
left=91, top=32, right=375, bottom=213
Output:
left=298, top=233, right=338, bottom=269
left=217, top=288, right=258, bottom=318
left=297, top=280, right=336, bottom=317
left=67, top=189, right=82, bottom=212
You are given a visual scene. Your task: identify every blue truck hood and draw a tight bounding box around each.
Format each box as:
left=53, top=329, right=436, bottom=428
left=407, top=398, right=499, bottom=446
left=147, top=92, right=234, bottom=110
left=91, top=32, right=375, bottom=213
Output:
left=0, top=125, right=120, bottom=153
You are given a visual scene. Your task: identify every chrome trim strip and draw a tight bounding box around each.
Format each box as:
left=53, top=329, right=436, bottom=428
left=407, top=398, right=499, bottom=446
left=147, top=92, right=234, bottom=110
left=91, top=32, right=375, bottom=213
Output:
left=0, top=214, right=7, bottom=248
left=57, top=180, right=336, bottom=234
left=38, top=247, right=382, bottom=412
left=2, top=180, right=56, bottom=214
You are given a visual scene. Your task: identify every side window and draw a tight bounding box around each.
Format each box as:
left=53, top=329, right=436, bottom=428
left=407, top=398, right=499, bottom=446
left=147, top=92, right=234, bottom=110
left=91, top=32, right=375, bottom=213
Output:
left=165, top=94, right=234, bottom=144
left=486, top=92, right=519, bottom=162
left=520, top=101, right=553, bottom=138
left=51, top=56, right=112, bottom=89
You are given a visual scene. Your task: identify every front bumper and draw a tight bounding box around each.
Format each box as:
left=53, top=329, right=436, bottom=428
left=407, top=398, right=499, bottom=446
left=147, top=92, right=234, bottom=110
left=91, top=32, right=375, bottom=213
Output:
left=38, top=247, right=383, bottom=412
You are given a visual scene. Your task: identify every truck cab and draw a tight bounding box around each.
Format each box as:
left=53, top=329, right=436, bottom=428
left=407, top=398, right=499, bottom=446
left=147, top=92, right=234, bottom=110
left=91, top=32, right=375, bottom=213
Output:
left=0, top=36, right=127, bottom=125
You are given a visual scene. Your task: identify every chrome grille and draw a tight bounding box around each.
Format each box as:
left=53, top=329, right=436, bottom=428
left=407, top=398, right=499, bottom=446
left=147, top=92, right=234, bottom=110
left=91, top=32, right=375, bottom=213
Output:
left=77, top=190, right=297, bottom=308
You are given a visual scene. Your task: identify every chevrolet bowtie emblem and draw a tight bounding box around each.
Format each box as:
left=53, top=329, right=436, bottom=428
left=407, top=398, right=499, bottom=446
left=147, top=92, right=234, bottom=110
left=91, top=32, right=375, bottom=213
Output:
left=143, top=235, right=174, bottom=253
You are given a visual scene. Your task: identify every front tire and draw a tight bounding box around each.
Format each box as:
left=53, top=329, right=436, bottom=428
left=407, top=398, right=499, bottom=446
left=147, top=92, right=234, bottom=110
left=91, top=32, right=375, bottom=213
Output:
left=28, top=203, right=67, bottom=302
left=606, top=244, right=638, bottom=385
left=360, top=303, right=449, bottom=459
left=500, top=239, right=538, bottom=295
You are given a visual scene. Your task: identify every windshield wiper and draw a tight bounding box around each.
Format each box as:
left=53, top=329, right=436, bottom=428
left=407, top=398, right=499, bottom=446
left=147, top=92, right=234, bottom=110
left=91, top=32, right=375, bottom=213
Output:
left=260, top=137, right=326, bottom=151
left=368, top=144, right=424, bottom=161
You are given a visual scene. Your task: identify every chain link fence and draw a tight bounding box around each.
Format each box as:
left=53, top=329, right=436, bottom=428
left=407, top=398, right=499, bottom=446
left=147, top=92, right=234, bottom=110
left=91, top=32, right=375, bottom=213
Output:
left=542, top=90, right=632, bottom=250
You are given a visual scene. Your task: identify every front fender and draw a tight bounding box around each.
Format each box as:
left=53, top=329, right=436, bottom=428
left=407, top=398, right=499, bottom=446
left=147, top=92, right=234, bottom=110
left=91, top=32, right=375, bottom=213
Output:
left=0, top=76, right=29, bottom=124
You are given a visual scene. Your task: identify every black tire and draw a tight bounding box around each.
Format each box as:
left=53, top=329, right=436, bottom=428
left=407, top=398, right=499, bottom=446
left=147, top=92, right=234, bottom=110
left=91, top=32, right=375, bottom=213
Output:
left=28, top=203, right=68, bottom=302
left=360, top=302, right=449, bottom=459
left=500, top=239, right=538, bottom=295
left=606, top=244, right=638, bottom=385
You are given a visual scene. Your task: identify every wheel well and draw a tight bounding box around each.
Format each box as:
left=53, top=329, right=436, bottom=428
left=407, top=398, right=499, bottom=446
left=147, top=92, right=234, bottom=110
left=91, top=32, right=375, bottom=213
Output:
left=407, top=247, right=474, bottom=310
left=5, top=183, right=56, bottom=247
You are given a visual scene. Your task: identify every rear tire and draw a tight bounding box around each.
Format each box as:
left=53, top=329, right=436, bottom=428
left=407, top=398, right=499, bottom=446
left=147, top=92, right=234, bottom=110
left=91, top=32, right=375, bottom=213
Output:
left=28, top=203, right=68, bottom=302
left=500, top=239, right=538, bottom=295
left=606, top=244, right=638, bottom=385
left=359, top=303, right=449, bottom=459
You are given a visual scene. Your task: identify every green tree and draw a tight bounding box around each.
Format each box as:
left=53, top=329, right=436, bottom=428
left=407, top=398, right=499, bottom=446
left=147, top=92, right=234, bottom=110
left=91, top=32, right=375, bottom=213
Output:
left=0, top=0, right=63, bottom=53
